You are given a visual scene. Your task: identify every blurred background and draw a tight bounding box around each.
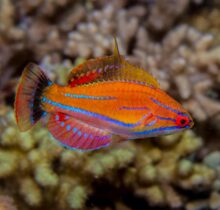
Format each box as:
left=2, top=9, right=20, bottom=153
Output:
left=0, top=0, right=220, bottom=209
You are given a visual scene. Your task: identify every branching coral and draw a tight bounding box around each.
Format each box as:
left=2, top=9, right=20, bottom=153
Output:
left=1, top=0, right=220, bottom=123
left=147, top=0, right=190, bottom=32
left=65, top=4, right=146, bottom=58
left=0, top=108, right=139, bottom=209
left=15, top=0, right=81, bottom=18
left=0, top=0, right=84, bottom=91
left=0, top=0, right=220, bottom=210
left=19, top=177, right=42, bottom=206
left=63, top=1, right=220, bottom=123
left=0, top=108, right=218, bottom=210
left=132, top=24, right=220, bottom=122
left=0, top=195, right=17, bottom=210
left=128, top=131, right=216, bottom=209
left=0, top=0, right=14, bottom=33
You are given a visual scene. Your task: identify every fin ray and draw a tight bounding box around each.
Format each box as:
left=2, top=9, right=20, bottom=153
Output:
left=47, top=113, right=114, bottom=151
left=68, top=38, right=159, bottom=88
left=113, top=36, right=121, bottom=61
left=15, top=63, right=51, bottom=131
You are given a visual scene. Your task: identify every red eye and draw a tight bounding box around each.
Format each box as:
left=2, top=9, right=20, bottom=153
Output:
left=176, top=116, right=189, bottom=127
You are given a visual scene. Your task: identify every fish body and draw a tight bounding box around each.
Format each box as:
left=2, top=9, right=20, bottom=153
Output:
left=15, top=39, right=194, bottom=151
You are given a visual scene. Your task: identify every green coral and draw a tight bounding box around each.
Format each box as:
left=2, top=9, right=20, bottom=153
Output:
left=0, top=150, right=19, bottom=178
left=204, top=151, right=220, bottom=169
left=67, top=185, right=88, bottom=209
left=0, top=108, right=219, bottom=210
left=34, top=162, right=59, bottom=187
left=135, top=185, right=165, bottom=206
left=177, top=159, right=193, bottom=177
left=138, top=164, right=157, bottom=184
left=19, top=177, right=42, bottom=206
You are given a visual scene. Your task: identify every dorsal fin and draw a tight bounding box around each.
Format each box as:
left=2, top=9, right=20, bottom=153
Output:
left=113, top=36, right=121, bottom=62
left=67, top=38, right=160, bottom=88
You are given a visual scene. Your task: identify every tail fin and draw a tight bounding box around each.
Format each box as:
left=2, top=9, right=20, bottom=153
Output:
left=15, top=63, right=52, bottom=131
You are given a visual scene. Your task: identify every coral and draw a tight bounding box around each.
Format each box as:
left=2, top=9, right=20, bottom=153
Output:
left=186, top=200, right=208, bottom=210
left=203, top=151, right=220, bottom=193
left=132, top=23, right=220, bottom=122
left=34, top=162, right=59, bottom=187
left=147, top=0, right=190, bottom=32
left=203, top=151, right=220, bottom=169
left=209, top=192, right=220, bottom=209
left=63, top=1, right=220, bottom=123
left=0, top=150, right=20, bottom=178
left=0, top=108, right=139, bottom=209
left=65, top=4, right=146, bottom=58
left=127, top=130, right=217, bottom=209
left=19, top=177, right=42, bottom=206
left=0, top=0, right=220, bottom=210
left=177, top=159, right=193, bottom=177
left=39, top=55, right=75, bottom=85
left=0, top=107, right=218, bottom=210
left=189, top=7, right=220, bottom=37
left=67, top=185, right=88, bottom=209
left=1, top=0, right=219, bottom=124
left=0, top=195, right=17, bottom=210
left=15, top=0, right=82, bottom=18
left=135, top=185, right=165, bottom=206
left=0, top=0, right=14, bottom=33
left=185, top=191, right=220, bottom=210
left=0, top=0, right=84, bottom=92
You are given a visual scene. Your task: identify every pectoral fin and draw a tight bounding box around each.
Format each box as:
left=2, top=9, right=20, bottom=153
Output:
left=47, top=112, right=116, bottom=151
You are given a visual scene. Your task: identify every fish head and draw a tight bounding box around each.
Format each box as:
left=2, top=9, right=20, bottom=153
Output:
left=147, top=88, right=194, bottom=136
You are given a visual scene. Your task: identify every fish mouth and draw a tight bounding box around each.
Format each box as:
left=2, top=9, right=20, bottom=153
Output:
left=189, top=119, right=194, bottom=128
left=187, top=116, right=194, bottom=128
left=186, top=112, right=194, bottom=128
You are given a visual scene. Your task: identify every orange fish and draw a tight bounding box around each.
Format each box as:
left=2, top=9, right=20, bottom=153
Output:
left=15, top=38, right=194, bottom=151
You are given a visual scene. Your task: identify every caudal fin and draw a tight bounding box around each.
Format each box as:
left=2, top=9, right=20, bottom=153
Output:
left=15, top=63, right=52, bottom=131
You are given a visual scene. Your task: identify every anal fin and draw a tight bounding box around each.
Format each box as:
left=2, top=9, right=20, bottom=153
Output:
left=47, top=112, right=114, bottom=151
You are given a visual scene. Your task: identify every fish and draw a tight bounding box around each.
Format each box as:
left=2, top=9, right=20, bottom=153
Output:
left=14, top=38, right=194, bottom=151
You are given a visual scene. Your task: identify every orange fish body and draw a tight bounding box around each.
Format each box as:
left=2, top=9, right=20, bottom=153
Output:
left=15, top=38, right=193, bottom=151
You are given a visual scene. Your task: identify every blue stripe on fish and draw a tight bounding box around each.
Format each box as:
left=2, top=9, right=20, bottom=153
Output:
left=149, top=97, right=188, bottom=116
left=42, top=97, right=139, bottom=128
left=64, top=93, right=116, bottom=100
left=119, top=106, right=150, bottom=110
left=156, top=116, right=176, bottom=122
left=132, top=126, right=178, bottom=135
left=132, top=125, right=190, bottom=136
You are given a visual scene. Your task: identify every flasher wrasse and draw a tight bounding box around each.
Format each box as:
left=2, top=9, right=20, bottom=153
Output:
left=15, top=39, right=194, bottom=151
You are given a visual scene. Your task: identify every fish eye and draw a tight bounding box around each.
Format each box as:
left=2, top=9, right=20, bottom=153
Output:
left=176, top=115, right=189, bottom=127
